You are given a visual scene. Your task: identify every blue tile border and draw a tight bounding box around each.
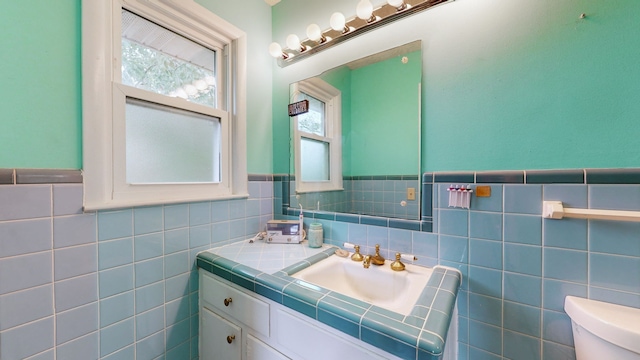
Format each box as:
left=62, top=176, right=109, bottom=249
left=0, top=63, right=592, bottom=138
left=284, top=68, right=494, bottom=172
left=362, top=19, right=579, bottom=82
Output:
left=476, top=171, right=524, bottom=184
left=389, top=219, right=421, bottom=231
left=314, top=211, right=336, bottom=221
left=428, top=168, right=640, bottom=185
left=434, top=172, right=475, bottom=183
left=526, top=170, right=584, bottom=184
left=422, top=184, right=433, bottom=218
left=0, top=169, right=14, bottom=184
left=276, top=168, right=640, bottom=237
left=585, top=168, right=640, bottom=184
left=361, top=215, right=389, bottom=227
left=343, top=174, right=420, bottom=181
left=197, top=247, right=461, bottom=358
left=0, top=170, right=275, bottom=185
left=423, top=173, right=434, bottom=183
left=247, top=174, right=274, bottom=181
left=336, top=213, right=360, bottom=223
left=12, top=169, right=83, bottom=184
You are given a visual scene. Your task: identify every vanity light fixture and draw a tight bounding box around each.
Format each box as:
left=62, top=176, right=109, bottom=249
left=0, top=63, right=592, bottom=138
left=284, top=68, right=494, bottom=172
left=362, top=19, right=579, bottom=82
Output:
left=286, top=34, right=307, bottom=52
left=269, top=0, right=453, bottom=67
left=329, top=12, right=350, bottom=34
left=268, top=42, right=289, bottom=59
left=387, top=0, right=408, bottom=11
left=306, top=24, right=327, bottom=44
left=356, top=0, right=377, bottom=23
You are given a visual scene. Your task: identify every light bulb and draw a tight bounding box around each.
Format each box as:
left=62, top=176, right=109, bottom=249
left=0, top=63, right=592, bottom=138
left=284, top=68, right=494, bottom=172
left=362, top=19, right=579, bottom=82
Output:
left=269, top=42, right=285, bottom=58
left=330, top=12, right=347, bottom=32
left=286, top=34, right=305, bottom=51
left=356, top=0, right=374, bottom=22
left=306, top=23, right=325, bottom=43
left=387, top=0, right=406, bottom=10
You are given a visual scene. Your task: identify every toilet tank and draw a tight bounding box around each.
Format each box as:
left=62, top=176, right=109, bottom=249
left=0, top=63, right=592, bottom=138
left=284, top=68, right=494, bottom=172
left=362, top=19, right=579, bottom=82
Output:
left=565, top=296, right=640, bottom=360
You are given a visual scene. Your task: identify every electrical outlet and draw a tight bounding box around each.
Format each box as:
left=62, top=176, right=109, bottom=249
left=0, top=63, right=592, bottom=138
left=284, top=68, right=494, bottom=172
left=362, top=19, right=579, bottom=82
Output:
left=407, top=187, right=416, bottom=200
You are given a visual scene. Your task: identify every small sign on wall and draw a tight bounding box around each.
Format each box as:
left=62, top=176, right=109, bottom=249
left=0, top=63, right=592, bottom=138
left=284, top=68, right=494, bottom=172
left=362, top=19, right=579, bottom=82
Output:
left=288, top=100, right=309, bottom=117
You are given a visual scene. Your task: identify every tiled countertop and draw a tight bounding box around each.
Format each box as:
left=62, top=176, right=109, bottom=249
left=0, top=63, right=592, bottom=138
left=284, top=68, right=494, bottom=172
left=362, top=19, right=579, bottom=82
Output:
left=196, top=240, right=461, bottom=360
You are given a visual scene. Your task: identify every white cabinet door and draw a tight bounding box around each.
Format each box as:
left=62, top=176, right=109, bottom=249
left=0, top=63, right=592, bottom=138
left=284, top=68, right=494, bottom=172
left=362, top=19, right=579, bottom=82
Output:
left=247, top=334, right=291, bottom=360
left=201, top=307, right=242, bottom=360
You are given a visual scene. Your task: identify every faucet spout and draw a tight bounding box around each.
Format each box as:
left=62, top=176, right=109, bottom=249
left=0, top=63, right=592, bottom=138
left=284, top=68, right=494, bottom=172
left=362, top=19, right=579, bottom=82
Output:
left=363, top=255, right=372, bottom=268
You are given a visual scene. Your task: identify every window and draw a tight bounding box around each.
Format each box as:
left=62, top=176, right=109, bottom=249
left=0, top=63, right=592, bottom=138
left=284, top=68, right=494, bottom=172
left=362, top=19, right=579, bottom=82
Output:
left=82, top=0, right=247, bottom=209
left=292, top=78, right=342, bottom=193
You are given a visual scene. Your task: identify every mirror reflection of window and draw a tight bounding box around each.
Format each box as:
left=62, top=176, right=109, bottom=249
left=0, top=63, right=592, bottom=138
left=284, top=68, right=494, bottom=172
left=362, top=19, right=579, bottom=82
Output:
left=298, top=93, right=330, bottom=181
left=297, top=93, right=325, bottom=136
left=289, top=41, right=421, bottom=219
left=293, top=78, right=343, bottom=193
left=300, top=138, right=330, bottom=181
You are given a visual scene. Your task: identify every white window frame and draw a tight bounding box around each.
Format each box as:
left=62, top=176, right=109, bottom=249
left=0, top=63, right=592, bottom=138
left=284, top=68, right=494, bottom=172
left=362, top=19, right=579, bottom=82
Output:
left=292, top=78, right=343, bottom=193
left=82, top=0, right=247, bottom=210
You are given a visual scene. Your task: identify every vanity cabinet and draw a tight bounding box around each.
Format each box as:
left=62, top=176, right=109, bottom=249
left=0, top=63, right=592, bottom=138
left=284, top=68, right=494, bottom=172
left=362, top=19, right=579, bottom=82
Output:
left=199, top=270, right=399, bottom=360
left=201, top=308, right=243, bottom=360
left=200, top=271, right=287, bottom=360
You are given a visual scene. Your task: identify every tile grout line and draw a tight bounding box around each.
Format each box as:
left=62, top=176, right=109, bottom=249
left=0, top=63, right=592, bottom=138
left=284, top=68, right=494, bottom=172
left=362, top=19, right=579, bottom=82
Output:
left=539, top=184, right=545, bottom=358
left=49, top=184, right=58, bottom=360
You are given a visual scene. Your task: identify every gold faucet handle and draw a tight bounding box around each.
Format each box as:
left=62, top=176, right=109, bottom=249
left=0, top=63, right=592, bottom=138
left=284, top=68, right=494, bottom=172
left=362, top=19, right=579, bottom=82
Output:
left=371, top=244, right=385, bottom=265
left=351, top=245, right=364, bottom=261
left=390, top=253, right=405, bottom=271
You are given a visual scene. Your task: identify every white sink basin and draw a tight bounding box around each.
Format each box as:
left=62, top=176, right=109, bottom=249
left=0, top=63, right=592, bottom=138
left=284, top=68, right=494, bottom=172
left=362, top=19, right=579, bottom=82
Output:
left=291, top=254, right=433, bottom=315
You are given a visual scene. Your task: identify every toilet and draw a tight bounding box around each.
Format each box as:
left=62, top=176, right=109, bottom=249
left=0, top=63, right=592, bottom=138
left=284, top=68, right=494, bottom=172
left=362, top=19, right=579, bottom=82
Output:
left=564, top=296, right=640, bottom=360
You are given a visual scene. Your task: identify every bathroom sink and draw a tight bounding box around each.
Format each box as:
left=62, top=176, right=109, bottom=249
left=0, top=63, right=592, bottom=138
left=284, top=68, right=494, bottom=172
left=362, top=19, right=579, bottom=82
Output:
left=291, top=254, right=433, bottom=315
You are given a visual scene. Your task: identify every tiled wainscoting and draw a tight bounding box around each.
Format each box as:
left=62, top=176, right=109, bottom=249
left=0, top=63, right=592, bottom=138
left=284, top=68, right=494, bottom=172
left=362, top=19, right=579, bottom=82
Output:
left=3, top=168, right=640, bottom=360
left=287, top=175, right=421, bottom=220
left=0, top=175, right=273, bottom=359
left=275, top=169, right=640, bottom=360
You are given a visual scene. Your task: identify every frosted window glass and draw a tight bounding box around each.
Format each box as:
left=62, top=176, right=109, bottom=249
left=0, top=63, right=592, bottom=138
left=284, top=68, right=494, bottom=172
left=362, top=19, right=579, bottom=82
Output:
left=125, top=98, right=221, bottom=184
left=301, top=138, right=329, bottom=181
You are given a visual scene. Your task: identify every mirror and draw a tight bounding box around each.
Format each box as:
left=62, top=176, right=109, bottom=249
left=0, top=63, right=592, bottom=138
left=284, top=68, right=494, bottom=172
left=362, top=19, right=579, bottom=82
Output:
left=289, top=41, right=422, bottom=220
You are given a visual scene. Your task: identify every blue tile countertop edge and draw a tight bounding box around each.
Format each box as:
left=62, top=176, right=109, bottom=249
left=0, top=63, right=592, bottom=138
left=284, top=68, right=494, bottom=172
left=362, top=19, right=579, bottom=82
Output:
left=197, top=247, right=462, bottom=359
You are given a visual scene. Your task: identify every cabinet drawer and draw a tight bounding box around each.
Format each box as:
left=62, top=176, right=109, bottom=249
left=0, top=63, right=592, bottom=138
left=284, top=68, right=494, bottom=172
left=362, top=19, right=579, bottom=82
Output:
left=201, top=307, right=241, bottom=360
left=201, top=271, right=270, bottom=337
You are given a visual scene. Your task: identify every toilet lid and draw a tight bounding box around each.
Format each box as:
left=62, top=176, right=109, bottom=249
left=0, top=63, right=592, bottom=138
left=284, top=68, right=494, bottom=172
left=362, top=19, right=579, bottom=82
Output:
left=565, top=296, right=640, bottom=354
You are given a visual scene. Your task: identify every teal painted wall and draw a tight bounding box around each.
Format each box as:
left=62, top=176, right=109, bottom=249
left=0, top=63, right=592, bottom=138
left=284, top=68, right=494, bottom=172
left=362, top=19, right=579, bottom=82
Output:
left=318, top=51, right=421, bottom=176
left=272, top=0, right=640, bottom=172
left=319, top=66, right=353, bottom=175
left=196, top=0, right=274, bottom=174
left=2, top=0, right=272, bottom=174
left=349, top=51, right=420, bottom=175
left=423, top=0, right=640, bottom=171
left=0, top=1, right=81, bottom=169
left=6, top=1, right=640, bottom=173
